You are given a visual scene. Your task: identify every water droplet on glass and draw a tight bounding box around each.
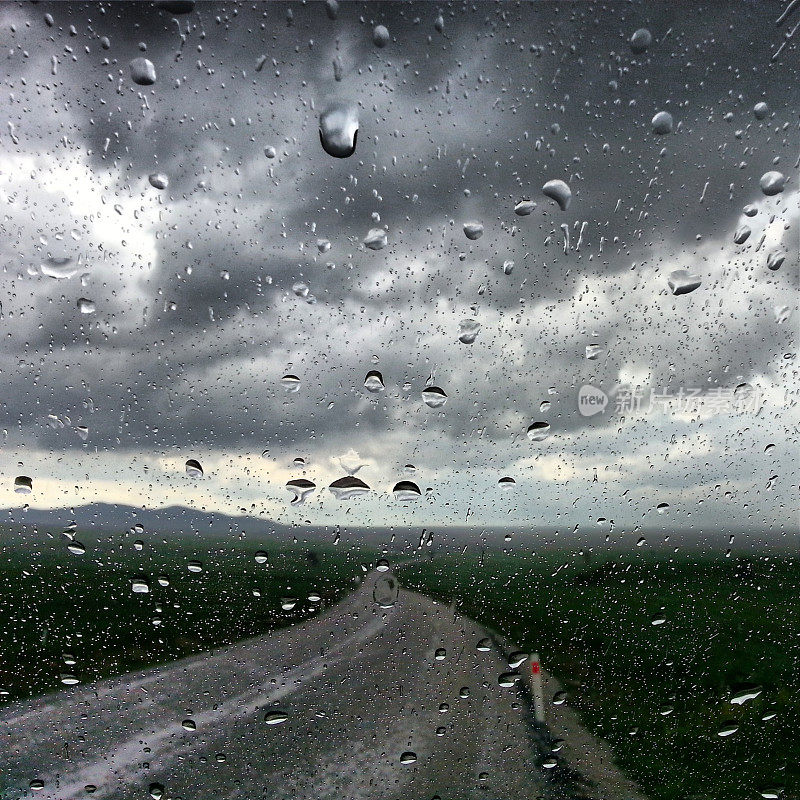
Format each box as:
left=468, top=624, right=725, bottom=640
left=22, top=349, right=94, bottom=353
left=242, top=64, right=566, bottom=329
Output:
left=372, top=25, right=390, bottom=47
left=264, top=146, right=277, bottom=159
left=373, top=574, right=399, bottom=608
left=651, top=613, right=666, bottom=626
left=766, top=251, right=785, bottom=271
left=264, top=711, right=289, bottom=725
left=187, top=561, right=203, bottom=573
left=542, top=179, right=572, bottom=211
left=434, top=648, right=446, bottom=661
left=392, top=481, right=421, bottom=501
left=630, top=28, right=652, bottom=54
left=281, top=374, right=301, bottom=392
left=498, top=671, right=521, bottom=687
left=182, top=719, right=196, bottom=731
left=585, top=343, right=605, bottom=360
left=553, top=690, right=568, bottom=705
left=463, top=221, right=484, bottom=240
left=286, top=478, right=316, bottom=505
left=656, top=502, right=670, bottom=514
left=731, top=683, right=762, bottom=705
left=254, top=551, right=268, bottom=564
left=667, top=269, right=701, bottom=296
left=14, top=476, right=32, bottom=494
left=319, top=100, right=358, bottom=158
left=514, top=200, right=536, bottom=216
left=502, top=259, right=514, bottom=275
left=130, top=57, right=157, bottom=86
left=76, top=425, right=89, bottom=441
left=148, top=783, right=164, bottom=800
left=717, top=721, right=739, bottom=737
left=542, top=756, right=559, bottom=769
left=185, top=459, right=203, bottom=477
left=67, top=541, right=86, bottom=555
left=363, top=228, right=388, bottom=251
left=508, top=651, right=528, bottom=669
left=77, top=298, right=96, bottom=315
left=421, top=386, right=447, bottom=408
left=329, top=476, right=370, bottom=500
left=364, top=370, right=385, bottom=392
left=60, top=674, right=80, bottom=686
left=753, top=101, right=769, bottom=120
left=759, top=171, right=785, bottom=196
left=476, top=638, right=491, bottom=652
left=458, top=319, right=480, bottom=344
left=41, top=256, right=79, bottom=279
left=527, top=422, right=551, bottom=441
left=148, top=173, right=169, bottom=190
left=651, top=111, right=673, bottom=135
left=733, top=224, right=751, bottom=244
left=132, top=579, right=150, bottom=594
left=399, top=751, right=417, bottom=765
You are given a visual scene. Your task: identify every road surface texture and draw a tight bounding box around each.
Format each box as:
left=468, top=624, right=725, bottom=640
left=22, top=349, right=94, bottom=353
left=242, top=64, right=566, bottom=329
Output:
left=0, top=573, right=625, bottom=800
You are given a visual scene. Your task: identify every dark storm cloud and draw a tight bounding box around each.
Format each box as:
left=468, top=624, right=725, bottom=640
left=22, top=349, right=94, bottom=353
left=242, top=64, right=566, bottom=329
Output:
left=0, top=0, right=796, bottom=531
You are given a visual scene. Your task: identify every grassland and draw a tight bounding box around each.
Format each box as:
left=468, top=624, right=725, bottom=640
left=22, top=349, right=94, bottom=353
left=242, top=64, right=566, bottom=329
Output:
left=0, top=527, right=372, bottom=703
left=399, top=550, right=798, bottom=800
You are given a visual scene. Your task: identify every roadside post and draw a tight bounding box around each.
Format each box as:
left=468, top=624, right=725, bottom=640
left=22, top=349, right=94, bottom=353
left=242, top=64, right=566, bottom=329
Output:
left=531, top=652, right=545, bottom=723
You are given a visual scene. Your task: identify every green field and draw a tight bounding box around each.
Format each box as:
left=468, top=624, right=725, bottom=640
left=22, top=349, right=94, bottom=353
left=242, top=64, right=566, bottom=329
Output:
left=0, top=528, right=372, bottom=703
left=399, top=550, right=798, bottom=800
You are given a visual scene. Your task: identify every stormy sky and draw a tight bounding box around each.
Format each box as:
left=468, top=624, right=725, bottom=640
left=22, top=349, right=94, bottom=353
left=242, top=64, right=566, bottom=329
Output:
left=0, top=1, right=797, bottom=538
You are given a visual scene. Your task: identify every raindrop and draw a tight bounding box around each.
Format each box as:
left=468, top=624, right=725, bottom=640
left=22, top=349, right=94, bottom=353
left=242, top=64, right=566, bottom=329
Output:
left=129, top=57, right=157, bottom=86
left=766, top=251, right=785, bottom=271
left=187, top=561, right=203, bottom=573
left=392, top=481, right=421, bottom=501
left=399, top=751, right=417, bottom=765
left=717, top=721, right=739, bottom=737
left=264, top=711, right=289, bottom=725
left=753, top=101, right=769, bottom=120
left=131, top=579, right=150, bottom=594
left=280, top=597, right=297, bottom=611
left=434, top=648, right=446, bottom=661
left=182, top=719, right=196, bottom=731
left=319, top=100, right=358, bottom=158
left=553, top=690, right=568, bottom=705
left=527, top=422, right=551, bottom=441
left=76, top=425, right=89, bottom=441
left=463, top=221, right=484, bottom=240
left=363, top=228, right=388, bottom=251
left=656, top=502, right=670, bottom=514
left=60, top=674, right=79, bottom=686
left=651, top=110, right=674, bottom=135
left=733, top=225, right=751, bottom=244
left=759, top=171, right=785, bottom=196
left=498, top=671, right=521, bottom=687
left=364, top=370, right=385, bottom=392
left=254, top=551, right=268, bottom=564
left=373, top=574, right=399, bottom=608
left=77, top=298, right=96, bottom=315
left=67, top=541, right=86, bottom=555
left=514, top=200, right=536, bottom=216
left=743, top=204, right=758, bottom=217
left=651, top=613, right=666, bottom=626
left=667, top=269, right=701, bottom=296
left=502, top=259, right=514, bottom=275
left=542, top=757, right=558, bottom=769
left=508, top=651, right=528, bottom=669
left=280, top=374, right=301, bottom=392
left=264, top=146, right=277, bottom=159
left=286, top=478, right=316, bottom=505
left=185, top=459, right=203, bottom=477
left=542, top=179, right=572, bottom=211
left=148, top=783, right=164, bottom=800
left=630, top=28, right=652, bottom=54
left=41, top=256, right=79, bottom=279
left=148, top=173, right=169, bottom=190
left=14, top=476, right=32, bottom=494
left=421, top=386, right=447, bottom=408
left=476, top=638, right=491, bottom=652
left=329, top=476, right=370, bottom=500
left=731, top=683, right=762, bottom=705
left=585, top=343, right=605, bottom=360
left=458, top=319, right=481, bottom=344
left=372, top=24, right=390, bottom=47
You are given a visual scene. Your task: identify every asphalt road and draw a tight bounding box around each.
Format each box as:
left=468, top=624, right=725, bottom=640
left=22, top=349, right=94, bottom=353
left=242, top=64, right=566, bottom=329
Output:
left=1, top=572, right=562, bottom=800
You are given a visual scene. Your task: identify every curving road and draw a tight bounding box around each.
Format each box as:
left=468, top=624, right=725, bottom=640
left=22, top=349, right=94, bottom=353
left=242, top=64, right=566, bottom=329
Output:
left=0, top=573, right=564, bottom=800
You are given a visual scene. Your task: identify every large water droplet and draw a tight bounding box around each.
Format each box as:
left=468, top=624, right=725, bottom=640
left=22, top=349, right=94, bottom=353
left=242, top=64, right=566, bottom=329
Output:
left=373, top=574, right=399, bottom=607
left=364, top=370, right=385, bottom=392
left=372, top=25, right=390, bottom=47
left=421, top=386, right=447, bottom=408
left=264, top=710, right=289, bottom=725
left=148, top=783, right=165, bottom=800
left=319, top=101, right=358, bottom=158
left=733, top=224, right=751, bottom=244
left=41, top=256, right=79, bottom=279
left=766, top=251, right=785, bottom=271
left=392, top=481, right=421, bottom=501
left=148, top=173, right=169, bottom=190
left=651, top=111, right=673, bottom=135
left=458, top=319, right=481, bottom=344
left=14, top=475, right=32, bottom=494
left=498, top=476, right=516, bottom=490
left=542, top=179, right=572, bottom=211
left=281, top=374, right=301, bottom=392
left=667, top=269, right=701, bottom=295
left=286, top=478, right=316, bottom=505
left=363, top=228, right=388, bottom=251
left=730, top=683, right=762, bottom=705
left=514, top=200, right=536, bottom=216
left=131, top=579, right=150, bottom=594
left=399, top=751, right=417, bottom=765
left=130, top=57, right=157, bottom=86
left=77, top=298, right=96, bottom=315
left=185, top=459, right=203, bottom=477
left=759, top=171, right=785, bottom=196
left=630, top=28, right=652, bottom=54
left=753, top=101, right=769, bottom=120
left=329, top=476, right=370, bottom=500
left=527, top=421, right=551, bottom=441
left=463, top=221, right=484, bottom=240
